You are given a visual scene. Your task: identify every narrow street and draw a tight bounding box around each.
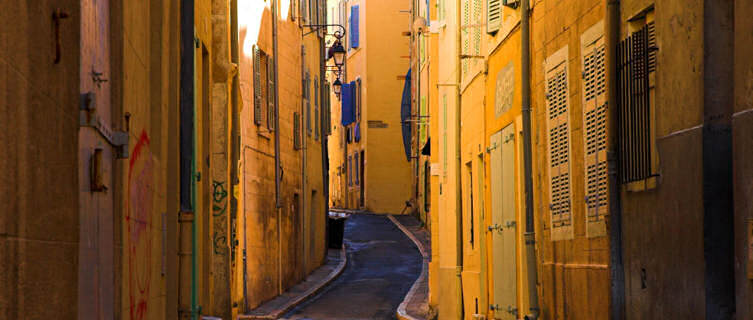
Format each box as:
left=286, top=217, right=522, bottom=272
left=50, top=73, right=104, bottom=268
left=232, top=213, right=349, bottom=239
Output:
left=282, top=214, right=423, bottom=320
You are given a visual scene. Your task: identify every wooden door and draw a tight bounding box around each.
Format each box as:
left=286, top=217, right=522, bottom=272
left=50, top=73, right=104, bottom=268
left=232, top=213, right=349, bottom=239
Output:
left=490, top=124, right=517, bottom=319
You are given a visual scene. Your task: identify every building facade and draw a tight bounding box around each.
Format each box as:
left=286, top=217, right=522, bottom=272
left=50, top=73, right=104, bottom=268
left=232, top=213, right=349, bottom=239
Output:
left=418, top=0, right=746, bottom=319
left=1, top=0, right=330, bottom=319
left=237, top=0, right=329, bottom=311
left=328, top=0, right=412, bottom=215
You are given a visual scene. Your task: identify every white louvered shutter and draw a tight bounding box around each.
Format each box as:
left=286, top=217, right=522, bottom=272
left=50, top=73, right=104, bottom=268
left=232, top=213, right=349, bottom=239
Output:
left=253, top=47, right=262, bottom=126
left=581, top=22, right=607, bottom=238
left=545, top=47, right=573, bottom=241
left=487, top=0, right=501, bottom=34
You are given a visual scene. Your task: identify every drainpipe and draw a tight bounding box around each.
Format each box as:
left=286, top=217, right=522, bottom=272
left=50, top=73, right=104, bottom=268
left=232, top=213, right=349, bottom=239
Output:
left=454, top=0, right=464, bottom=318
left=320, top=25, right=330, bottom=252
left=229, top=0, right=245, bottom=311
left=605, top=0, right=625, bottom=319
left=520, top=0, right=539, bottom=319
left=272, top=0, right=284, bottom=297
left=179, top=0, right=197, bottom=318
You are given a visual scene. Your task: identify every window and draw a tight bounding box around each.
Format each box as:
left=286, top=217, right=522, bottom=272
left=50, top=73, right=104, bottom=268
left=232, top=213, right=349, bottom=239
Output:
left=253, top=46, right=264, bottom=126
left=354, top=152, right=359, bottom=185
left=294, top=112, right=302, bottom=150
left=545, top=46, right=573, bottom=240
left=618, top=17, right=657, bottom=187
left=460, top=0, right=482, bottom=78
left=306, top=71, right=312, bottom=136
left=581, top=21, right=607, bottom=237
left=356, top=78, right=362, bottom=122
left=324, top=82, right=332, bottom=136
left=348, top=155, right=353, bottom=186
left=315, top=79, right=320, bottom=140
left=267, top=56, right=275, bottom=131
left=487, top=0, right=501, bottom=34
left=350, top=5, right=359, bottom=49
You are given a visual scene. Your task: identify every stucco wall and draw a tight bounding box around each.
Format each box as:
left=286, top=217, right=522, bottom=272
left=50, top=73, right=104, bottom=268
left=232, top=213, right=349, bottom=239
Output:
left=0, top=1, right=81, bottom=318
left=530, top=0, right=610, bottom=318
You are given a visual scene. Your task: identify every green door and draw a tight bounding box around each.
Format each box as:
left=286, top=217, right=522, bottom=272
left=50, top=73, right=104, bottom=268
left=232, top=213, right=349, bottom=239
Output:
left=490, top=124, right=517, bottom=319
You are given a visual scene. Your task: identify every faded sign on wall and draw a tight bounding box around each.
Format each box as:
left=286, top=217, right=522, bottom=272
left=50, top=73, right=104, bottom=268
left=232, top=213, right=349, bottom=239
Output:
left=495, top=62, right=515, bottom=117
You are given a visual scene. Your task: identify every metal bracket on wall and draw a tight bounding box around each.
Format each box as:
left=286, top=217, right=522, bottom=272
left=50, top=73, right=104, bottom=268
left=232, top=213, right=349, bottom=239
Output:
left=80, top=92, right=130, bottom=159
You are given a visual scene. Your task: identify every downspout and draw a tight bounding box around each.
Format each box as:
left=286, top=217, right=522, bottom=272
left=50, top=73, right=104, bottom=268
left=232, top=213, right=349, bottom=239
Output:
left=605, top=0, right=625, bottom=319
left=179, top=0, right=196, bottom=319
left=229, top=0, right=244, bottom=311
left=272, top=0, right=284, bottom=296
left=320, top=26, right=330, bottom=252
left=454, top=0, right=464, bottom=318
left=520, top=0, right=540, bottom=319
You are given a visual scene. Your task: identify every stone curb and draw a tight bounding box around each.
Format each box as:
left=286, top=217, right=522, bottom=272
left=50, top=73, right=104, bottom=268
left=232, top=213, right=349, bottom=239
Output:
left=388, top=215, right=429, bottom=320
left=238, top=245, right=348, bottom=320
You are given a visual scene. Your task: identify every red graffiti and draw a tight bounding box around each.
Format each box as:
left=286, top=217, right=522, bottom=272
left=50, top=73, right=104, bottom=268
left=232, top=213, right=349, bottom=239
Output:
left=126, top=130, right=153, bottom=320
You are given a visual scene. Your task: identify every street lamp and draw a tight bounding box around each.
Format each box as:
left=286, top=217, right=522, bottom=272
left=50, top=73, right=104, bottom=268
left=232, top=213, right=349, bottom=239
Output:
left=331, top=40, right=346, bottom=67
left=333, top=78, right=342, bottom=96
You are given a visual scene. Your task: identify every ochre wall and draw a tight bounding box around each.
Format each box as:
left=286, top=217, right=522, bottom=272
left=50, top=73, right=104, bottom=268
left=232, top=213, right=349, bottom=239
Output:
left=238, top=2, right=326, bottom=309
left=530, top=1, right=610, bottom=318
left=618, top=1, right=707, bottom=318
left=0, top=1, right=81, bottom=318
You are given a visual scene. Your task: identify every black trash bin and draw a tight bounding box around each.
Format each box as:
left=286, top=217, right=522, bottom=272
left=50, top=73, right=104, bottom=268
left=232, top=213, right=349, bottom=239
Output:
left=328, top=212, right=347, bottom=249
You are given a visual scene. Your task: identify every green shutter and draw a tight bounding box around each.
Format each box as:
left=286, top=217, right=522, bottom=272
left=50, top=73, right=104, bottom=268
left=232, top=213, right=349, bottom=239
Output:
left=294, top=112, right=301, bottom=150
left=315, top=79, right=320, bottom=140
left=253, top=47, right=262, bottom=126
left=267, top=57, right=275, bottom=131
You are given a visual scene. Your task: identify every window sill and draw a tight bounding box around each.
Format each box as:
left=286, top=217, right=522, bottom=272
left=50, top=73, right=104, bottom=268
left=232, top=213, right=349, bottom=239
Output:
left=624, top=175, right=659, bottom=192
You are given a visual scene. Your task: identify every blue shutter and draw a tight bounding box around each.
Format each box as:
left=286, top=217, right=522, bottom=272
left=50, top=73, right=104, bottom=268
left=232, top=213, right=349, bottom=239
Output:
left=350, top=81, right=357, bottom=121
left=341, top=82, right=353, bottom=126
left=350, top=5, right=359, bottom=48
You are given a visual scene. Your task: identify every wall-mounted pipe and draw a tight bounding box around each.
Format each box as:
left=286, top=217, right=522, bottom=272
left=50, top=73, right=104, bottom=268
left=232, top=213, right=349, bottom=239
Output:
left=454, top=0, right=464, bottom=319
left=605, top=0, right=625, bottom=319
left=520, top=0, right=539, bottom=319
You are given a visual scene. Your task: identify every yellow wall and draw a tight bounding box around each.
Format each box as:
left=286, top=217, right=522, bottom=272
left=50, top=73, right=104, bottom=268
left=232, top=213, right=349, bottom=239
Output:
left=238, top=0, right=327, bottom=310
left=328, top=0, right=412, bottom=215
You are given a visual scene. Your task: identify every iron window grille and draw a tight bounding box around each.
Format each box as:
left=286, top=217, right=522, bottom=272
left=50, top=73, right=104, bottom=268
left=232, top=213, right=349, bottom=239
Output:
left=617, top=22, right=657, bottom=184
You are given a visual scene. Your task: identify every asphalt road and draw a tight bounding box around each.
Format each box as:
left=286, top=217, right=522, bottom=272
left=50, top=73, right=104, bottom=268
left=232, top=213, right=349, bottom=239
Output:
left=282, top=213, right=422, bottom=320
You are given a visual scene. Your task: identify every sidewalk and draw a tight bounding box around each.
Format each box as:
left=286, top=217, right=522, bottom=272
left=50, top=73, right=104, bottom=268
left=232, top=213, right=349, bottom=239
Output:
left=238, top=246, right=347, bottom=320
left=389, top=214, right=433, bottom=320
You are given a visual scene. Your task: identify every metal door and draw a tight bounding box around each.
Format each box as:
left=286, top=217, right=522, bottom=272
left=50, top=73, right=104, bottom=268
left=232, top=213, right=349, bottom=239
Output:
left=490, top=124, right=517, bottom=319
left=78, top=0, right=117, bottom=318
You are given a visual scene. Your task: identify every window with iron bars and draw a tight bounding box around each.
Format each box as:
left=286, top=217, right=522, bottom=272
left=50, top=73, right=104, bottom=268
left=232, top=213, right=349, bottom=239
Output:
left=617, top=20, right=657, bottom=185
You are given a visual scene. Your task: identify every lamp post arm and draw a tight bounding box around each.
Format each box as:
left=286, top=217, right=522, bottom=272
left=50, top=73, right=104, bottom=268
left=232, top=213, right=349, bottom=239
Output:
left=302, top=24, right=346, bottom=38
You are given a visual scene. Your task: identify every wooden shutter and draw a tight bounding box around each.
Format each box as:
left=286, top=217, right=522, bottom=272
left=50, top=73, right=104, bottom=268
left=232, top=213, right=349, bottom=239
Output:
left=302, top=0, right=308, bottom=23
left=544, top=46, right=573, bottom=241
left=581, top=21, right=607, bottom=238
left=306, top=72, right=312, bottom=136
left=487, top=0, right=501, bottom=34
left=323, top=82, right=332, bottom=136
left=315, top=79, right=320, bottom=140
left=356, top=78, right=362, bottom=122
left=253, top=47, right=262, bottom=126
left=461, top=0, right=470, bottom=76
left=473, top=0, right=481, bottom=58
left=350, top=5, right=359, bottom=48
left=490, top=125, right=517, bottom=319
left=267, top=56, right=275, bottom=131
left=294, top=112, right=301, bottom=150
